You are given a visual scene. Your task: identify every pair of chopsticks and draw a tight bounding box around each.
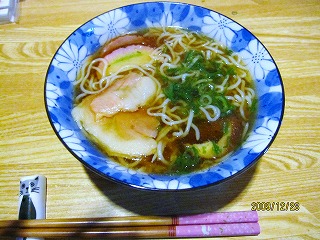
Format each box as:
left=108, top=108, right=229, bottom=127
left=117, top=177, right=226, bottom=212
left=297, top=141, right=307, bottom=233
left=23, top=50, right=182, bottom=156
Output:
left=0, top=211, right=260, bottom=238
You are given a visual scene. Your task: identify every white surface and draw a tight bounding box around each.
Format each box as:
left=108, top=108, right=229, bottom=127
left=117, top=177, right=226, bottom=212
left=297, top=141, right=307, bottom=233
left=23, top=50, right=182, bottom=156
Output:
left=0, top=0, right=19, bottom=24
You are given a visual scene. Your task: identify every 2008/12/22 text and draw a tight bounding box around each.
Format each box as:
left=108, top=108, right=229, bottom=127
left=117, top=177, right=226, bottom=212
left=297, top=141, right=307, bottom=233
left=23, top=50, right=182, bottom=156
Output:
left=251, top=202, right=300, bottom=211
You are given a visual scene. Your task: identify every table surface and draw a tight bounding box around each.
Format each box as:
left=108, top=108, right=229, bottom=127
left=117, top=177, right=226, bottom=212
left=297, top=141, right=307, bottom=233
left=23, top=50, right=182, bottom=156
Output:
left=0, top=0, right=319, bottom=239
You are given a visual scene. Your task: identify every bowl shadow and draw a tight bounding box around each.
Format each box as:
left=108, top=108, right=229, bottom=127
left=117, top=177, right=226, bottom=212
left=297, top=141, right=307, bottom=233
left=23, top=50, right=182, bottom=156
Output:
left=84, top=161, right=259, bottom=216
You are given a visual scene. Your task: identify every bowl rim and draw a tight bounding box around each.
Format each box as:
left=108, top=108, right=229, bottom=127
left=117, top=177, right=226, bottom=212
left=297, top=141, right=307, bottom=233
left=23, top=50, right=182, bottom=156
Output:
left=44, top=1, right=285, bottom=191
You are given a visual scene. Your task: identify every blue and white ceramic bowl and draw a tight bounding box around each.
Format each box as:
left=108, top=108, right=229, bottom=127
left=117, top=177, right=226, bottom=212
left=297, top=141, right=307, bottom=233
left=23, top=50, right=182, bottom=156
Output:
left=45, top=2, right=284, bottom=191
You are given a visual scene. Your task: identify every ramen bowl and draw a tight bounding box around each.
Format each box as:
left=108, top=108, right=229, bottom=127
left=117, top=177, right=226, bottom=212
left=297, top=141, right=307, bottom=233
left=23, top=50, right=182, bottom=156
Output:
left=45, top=2, right=284, bottom=191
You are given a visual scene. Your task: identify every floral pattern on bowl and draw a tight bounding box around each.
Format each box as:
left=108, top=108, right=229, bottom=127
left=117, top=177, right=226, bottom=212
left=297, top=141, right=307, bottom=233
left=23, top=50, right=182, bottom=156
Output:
left=45, top=2, right=284, bottom=190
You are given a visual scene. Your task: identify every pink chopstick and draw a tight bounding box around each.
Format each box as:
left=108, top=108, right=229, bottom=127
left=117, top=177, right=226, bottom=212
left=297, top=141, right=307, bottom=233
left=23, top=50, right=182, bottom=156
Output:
left=0, top=211, right=260, bottom=238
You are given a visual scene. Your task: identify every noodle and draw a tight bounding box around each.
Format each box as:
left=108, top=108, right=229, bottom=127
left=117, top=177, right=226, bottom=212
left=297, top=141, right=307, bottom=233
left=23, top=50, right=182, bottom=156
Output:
left=72, top=27, right=257, bottom=174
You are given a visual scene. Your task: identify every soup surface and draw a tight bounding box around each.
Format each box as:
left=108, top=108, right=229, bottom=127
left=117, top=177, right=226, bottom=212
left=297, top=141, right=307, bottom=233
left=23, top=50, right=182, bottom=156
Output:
left=72, top=27, right=257, bottom=174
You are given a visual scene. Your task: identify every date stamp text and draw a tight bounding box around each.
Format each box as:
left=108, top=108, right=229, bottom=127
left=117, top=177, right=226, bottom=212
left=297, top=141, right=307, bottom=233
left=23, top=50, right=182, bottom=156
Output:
left=251, top=201, right=300, bottom=211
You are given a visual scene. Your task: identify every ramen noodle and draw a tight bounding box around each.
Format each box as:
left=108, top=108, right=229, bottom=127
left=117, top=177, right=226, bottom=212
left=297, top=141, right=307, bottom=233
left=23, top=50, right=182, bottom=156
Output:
left=72, top=27, right=257, bottom=174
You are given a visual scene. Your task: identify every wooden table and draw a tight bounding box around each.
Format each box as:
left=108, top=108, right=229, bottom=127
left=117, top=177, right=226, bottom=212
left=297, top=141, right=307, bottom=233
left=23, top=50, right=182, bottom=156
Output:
left=0, top=0, right=319, bottom=239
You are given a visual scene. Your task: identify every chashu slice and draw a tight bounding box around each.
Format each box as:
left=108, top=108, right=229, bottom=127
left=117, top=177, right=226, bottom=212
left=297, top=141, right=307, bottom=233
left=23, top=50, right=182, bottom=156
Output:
left=72, top=93, right=159, bottom=159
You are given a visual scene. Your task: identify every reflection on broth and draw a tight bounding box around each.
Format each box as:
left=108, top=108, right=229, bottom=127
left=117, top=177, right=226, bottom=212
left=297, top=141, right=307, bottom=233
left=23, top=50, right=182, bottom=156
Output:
left=72, top=27, right=257, bottom=175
